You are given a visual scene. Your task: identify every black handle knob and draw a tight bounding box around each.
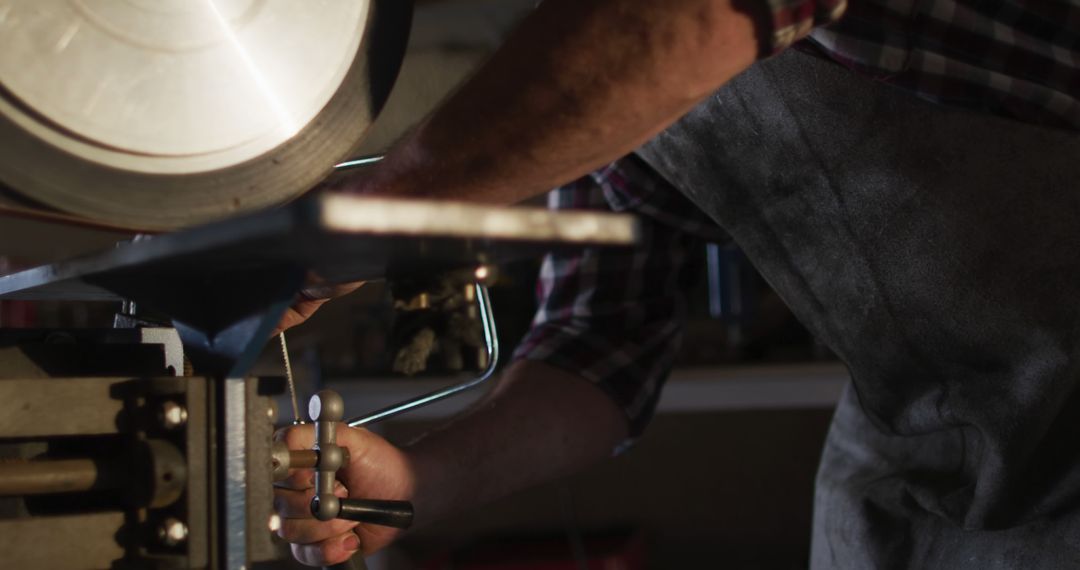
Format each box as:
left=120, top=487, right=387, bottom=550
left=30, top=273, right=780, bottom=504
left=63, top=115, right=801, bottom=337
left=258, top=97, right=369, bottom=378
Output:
left=337, top=498, right=415, bottom=529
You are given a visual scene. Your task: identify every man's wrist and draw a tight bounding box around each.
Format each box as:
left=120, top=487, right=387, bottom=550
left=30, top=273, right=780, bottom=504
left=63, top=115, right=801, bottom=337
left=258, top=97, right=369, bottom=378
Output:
left=399, top=438, right=454, bottom=529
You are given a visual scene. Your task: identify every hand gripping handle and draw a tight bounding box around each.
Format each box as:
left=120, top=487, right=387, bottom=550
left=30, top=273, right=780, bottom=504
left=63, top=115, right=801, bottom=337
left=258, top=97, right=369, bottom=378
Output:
left=308, top=390, right=415, bottom=529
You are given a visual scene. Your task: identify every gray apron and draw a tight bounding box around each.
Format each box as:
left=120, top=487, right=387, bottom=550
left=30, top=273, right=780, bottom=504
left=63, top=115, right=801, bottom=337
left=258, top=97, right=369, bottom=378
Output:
left=637, top=49, right=1080, bottom=569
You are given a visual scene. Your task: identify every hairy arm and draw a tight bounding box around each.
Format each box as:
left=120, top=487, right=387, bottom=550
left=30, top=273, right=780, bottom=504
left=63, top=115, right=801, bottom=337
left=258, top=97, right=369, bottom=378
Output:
left=406, top=359, right=629, bottom=526
left=276, top=360, right=627, bottom=565
left=349, top=0, right=764, bottom=203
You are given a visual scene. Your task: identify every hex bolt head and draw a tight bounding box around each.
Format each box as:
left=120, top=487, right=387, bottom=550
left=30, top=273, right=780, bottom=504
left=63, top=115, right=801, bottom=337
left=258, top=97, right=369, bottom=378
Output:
left=160, top=401, right=188, bottom=430
left=158, top=518, right=189, bottom=547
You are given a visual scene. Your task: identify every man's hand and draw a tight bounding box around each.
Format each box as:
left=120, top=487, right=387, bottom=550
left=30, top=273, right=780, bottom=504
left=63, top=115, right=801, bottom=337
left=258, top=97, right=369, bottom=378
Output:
left=272, top=281, right=365, bottom=335
left=273, top=424, right=419, bottom=566
left=273, top=361, right=628, bottom=565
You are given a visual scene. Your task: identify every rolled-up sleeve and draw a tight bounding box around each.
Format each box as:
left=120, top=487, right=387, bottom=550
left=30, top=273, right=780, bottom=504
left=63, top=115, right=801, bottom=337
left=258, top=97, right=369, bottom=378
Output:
left=512, top=158, right=724, bottom=437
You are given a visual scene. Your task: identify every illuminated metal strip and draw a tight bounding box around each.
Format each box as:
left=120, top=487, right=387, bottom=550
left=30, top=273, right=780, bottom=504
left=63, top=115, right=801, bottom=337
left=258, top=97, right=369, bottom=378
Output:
left=334, top=156, right=384, bottom=171
left=223, top=377, right=247, bottom=570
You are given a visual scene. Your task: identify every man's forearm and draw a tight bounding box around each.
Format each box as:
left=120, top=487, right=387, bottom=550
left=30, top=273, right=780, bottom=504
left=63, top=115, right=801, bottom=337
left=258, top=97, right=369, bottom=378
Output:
left=351, top=0, right=762, bottom=204
left=402, top=360, right=629, bottom=526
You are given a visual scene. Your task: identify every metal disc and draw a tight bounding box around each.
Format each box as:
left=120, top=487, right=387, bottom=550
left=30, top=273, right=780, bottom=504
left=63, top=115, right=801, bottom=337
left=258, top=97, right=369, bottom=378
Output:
left=0, top=0, right=411, bottom=230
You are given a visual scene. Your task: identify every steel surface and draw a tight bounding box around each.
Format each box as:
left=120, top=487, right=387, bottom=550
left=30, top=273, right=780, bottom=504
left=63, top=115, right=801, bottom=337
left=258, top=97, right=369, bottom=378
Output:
left=0, top=512, right=127, bottom=569
left=0, top=0, right=411, bottom=229
left=224, top=376, right=247, bottom=570
left=0, top=377, right=125, bottom=437
left=0, top=458, right=101, bottom=496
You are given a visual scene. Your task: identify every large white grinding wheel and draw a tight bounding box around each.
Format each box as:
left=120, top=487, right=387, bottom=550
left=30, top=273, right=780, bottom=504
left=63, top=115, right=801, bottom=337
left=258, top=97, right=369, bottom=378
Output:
left=0, top=0, right=411, bottom=230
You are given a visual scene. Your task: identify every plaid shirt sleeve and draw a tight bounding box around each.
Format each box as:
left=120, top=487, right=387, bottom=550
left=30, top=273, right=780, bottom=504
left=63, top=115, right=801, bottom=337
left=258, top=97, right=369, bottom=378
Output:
left=512, top=157, right=726, bottom=437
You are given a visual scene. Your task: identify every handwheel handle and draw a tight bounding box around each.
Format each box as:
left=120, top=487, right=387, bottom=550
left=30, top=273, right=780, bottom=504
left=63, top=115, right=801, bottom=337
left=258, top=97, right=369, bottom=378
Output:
left=309, top=390, right=415, bottom=529
left=308, top=484, right=414, bottom=529
left=336, top=498, right=414, bottom=528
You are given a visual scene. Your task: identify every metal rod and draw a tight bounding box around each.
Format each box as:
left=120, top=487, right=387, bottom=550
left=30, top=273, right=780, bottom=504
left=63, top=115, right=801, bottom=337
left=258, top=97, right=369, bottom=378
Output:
left=334, top=156, right=384, bottom=171
left=280, top=332, right=303, bottom=424
left=347, top=282, right=499, bottom=427
left=0, top=458, right=110, bottom=496
left=287, top=450, right=319, bottom=470
left=271, top=449, right=350, bottom=482
left=337, top=499, right=414, bottom=528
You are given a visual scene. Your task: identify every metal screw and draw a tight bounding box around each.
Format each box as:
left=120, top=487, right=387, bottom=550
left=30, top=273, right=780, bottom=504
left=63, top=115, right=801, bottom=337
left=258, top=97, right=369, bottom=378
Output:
left=157, top=518, right=188, bottom=547
left=160, top=401, right=188, bottom=430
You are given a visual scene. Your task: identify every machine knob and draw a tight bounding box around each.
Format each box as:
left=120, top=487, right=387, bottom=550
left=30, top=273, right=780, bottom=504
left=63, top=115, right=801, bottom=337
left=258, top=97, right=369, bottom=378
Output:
left=308, top=390, right=415, bottom=528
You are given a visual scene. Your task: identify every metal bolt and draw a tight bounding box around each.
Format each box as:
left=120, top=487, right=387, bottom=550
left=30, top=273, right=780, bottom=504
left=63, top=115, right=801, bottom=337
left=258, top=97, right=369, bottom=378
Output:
left=157, top=518, right=188, bottom=547
left=160, top=401, right=188, bottom=430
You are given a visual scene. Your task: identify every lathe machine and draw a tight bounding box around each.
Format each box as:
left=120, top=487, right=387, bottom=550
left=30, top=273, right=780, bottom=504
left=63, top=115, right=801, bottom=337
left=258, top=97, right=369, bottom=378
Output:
left=0, top=1, right=638, bottom=568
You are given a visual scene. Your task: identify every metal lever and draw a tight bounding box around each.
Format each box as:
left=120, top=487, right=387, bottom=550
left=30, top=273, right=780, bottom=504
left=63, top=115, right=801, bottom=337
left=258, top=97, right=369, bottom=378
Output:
left=337, top=498, right=414, bottom=528
left=308, top=390, right=415, bottom=529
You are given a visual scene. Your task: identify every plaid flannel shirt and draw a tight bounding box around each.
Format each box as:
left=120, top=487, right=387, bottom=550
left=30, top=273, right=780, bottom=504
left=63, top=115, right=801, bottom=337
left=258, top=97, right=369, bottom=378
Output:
left=512, top=158, right=727, bottom=436
left=513, top=0, right=1080, bottom=436
left=809, top=1, right=1080, bottom=130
